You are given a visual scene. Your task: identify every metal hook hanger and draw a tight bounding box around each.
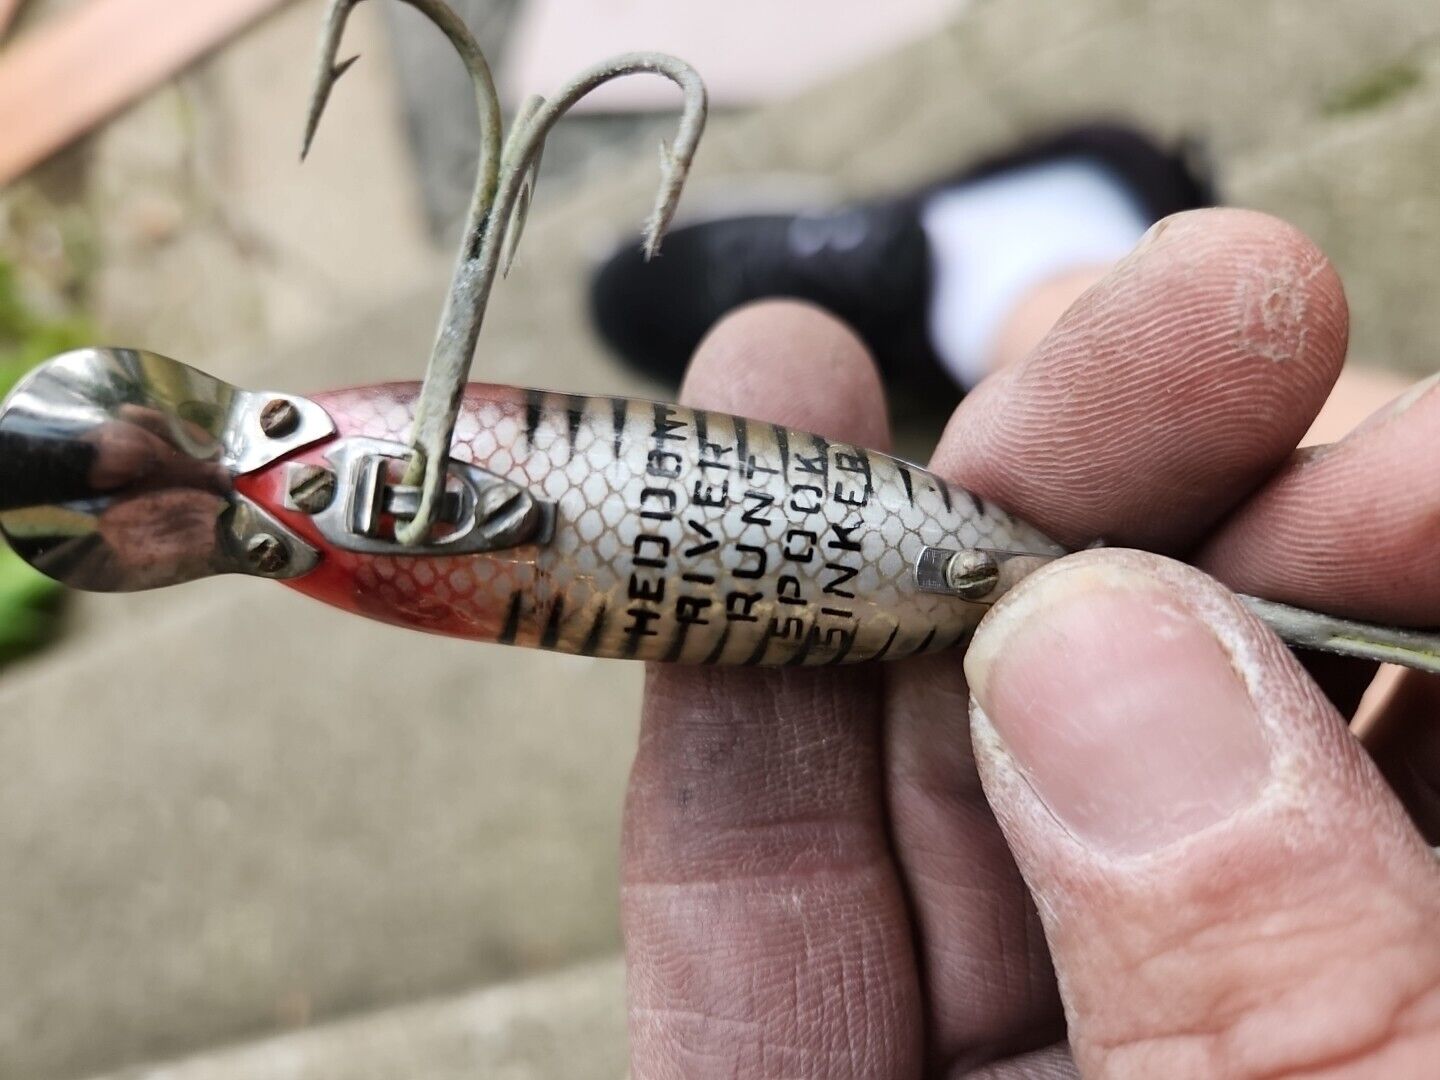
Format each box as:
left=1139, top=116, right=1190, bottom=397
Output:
left=301, top=0, right=708, bottom=545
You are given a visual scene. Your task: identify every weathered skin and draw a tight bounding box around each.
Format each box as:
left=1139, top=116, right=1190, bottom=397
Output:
left=238, top=383, right=1065, bottom=666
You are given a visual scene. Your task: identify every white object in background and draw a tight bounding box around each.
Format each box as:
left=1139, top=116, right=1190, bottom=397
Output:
left=503, top=0, right=967, bottom=111
left=922, top=158, right=1151, bottom=389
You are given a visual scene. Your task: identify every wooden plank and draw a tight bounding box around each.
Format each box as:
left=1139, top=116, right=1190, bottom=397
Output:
left=0, top=0, right=289, bottom=187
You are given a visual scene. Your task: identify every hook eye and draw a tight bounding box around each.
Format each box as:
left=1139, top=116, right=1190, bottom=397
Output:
left=0, top=348, right=332, bottom=592
left=286, top=436, right=553, bottom=557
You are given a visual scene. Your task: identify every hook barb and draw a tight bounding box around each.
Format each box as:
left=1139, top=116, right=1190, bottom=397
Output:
left=300, top=1, right=502, bottom=197
left=499, top=94, right=548, bottom=277
left=301, top=53, right=360, bottom=161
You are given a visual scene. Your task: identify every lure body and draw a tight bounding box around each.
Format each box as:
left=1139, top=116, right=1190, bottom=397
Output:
left=239, top=383, right=1064, bottom=665
left=6, top=349, right=1440, bottom=675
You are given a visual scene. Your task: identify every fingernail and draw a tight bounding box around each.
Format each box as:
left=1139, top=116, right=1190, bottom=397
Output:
left=1350, top=371, right=1440, bottom=439
left=965, top=559, right=1271, bottom=857
left=1132, top=216, right=1172, bottom=253
left=1128, top=210, right=1198, bottom=256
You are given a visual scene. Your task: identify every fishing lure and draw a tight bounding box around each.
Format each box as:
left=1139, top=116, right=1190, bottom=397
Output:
left=2, top=0, right=1439, bottom=674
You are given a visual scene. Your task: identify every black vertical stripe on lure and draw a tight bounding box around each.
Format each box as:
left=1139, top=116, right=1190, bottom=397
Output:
left=783, top=624, right=819, bottom=668
left=968, top=490, right=985, bottom=516
left=825, top=627, right=857, bottom=666
left=565, top=395, right=587, bottom=456
left=898, top=465, right=916, bottom=507
left=622, top=623, right=643, bottom=659
left=579, top=604, right=609, bottom=657
left=935, top=479, right=953, bottom=514
left=692, top=408, right=709, bottom=451
left=540, top=594, right=566, bottom=649
left=498, top=591, right=525, bottom=645
left=772, top=424, right=790, bottom=478
left=701, top=622, right=732, bottom=665
left=741, top=621, right=779, bottom=666
left=662, top=621, right=691, bottom=663
left=922, top=621, right=966, bottom=657
left=868, top=624, right=900, bottom=663
left=732, top=416, right=749, bottom=476
left=610, top=398, right=628, bottom=457
left=898, top=626, right=938, bottom=660
left=523, top=389, right=545, bottom=450
left=622, top=604, right=664, bottom=660
left=936, top=622, right=973, bottom=654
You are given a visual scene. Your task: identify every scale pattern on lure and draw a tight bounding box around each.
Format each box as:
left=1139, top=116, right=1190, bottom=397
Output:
left=238, top=385, right=1062, bottom=665
left=3, top=0, right=1440, bottom=677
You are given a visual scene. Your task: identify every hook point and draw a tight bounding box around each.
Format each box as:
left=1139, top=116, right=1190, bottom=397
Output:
left=300, top=115, right=322, bottom=161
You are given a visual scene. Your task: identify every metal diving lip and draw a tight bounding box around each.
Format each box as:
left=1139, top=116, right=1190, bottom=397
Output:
left=0, top=348, right=332, bottom=592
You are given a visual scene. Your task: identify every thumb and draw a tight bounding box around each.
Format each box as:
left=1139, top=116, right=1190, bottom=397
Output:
left=965, top=550, right=1440, bottom=1078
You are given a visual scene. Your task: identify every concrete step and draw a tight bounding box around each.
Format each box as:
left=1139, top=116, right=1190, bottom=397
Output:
left=0, top=569, right=640, bottom=1080
left=1230, top=45, right=1440, bottom=375
left=88, top=957, right=627, bottom=1080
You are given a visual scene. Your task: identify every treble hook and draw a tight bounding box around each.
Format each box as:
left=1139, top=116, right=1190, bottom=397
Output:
left=302, top=0, right=708, bottom=545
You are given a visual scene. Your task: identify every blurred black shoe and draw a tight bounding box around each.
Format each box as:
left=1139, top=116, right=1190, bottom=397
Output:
left=589, top=123, right=1214, bottom=400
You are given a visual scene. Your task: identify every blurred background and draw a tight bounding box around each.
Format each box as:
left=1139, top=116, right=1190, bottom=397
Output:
left=1, top=0, right=1439, bottom=1077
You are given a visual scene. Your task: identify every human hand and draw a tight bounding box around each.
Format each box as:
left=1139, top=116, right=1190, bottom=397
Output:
left=620, top=208, right=1440, bottom=1078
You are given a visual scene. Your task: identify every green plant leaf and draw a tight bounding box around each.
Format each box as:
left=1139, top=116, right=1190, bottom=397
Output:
left=0, top=544, right=59, bottom=659
left=0, top=255, right=73, bottom=664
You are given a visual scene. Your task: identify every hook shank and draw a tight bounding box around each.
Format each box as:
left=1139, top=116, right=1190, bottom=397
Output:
left=397, top=51, right=708, bottom=544
left=303, top=1, right=708, bottom=546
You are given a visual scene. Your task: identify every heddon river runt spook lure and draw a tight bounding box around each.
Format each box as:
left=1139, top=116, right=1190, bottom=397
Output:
left=3, top=0, right=1440, bottom=674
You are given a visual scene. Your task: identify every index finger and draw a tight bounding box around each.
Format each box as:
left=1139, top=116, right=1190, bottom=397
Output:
left=621, top=300, right=924, bottom=1079
left=884, top=207, right=1352, bottom=1066
left=934, top=208, right=1349, bottom=551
